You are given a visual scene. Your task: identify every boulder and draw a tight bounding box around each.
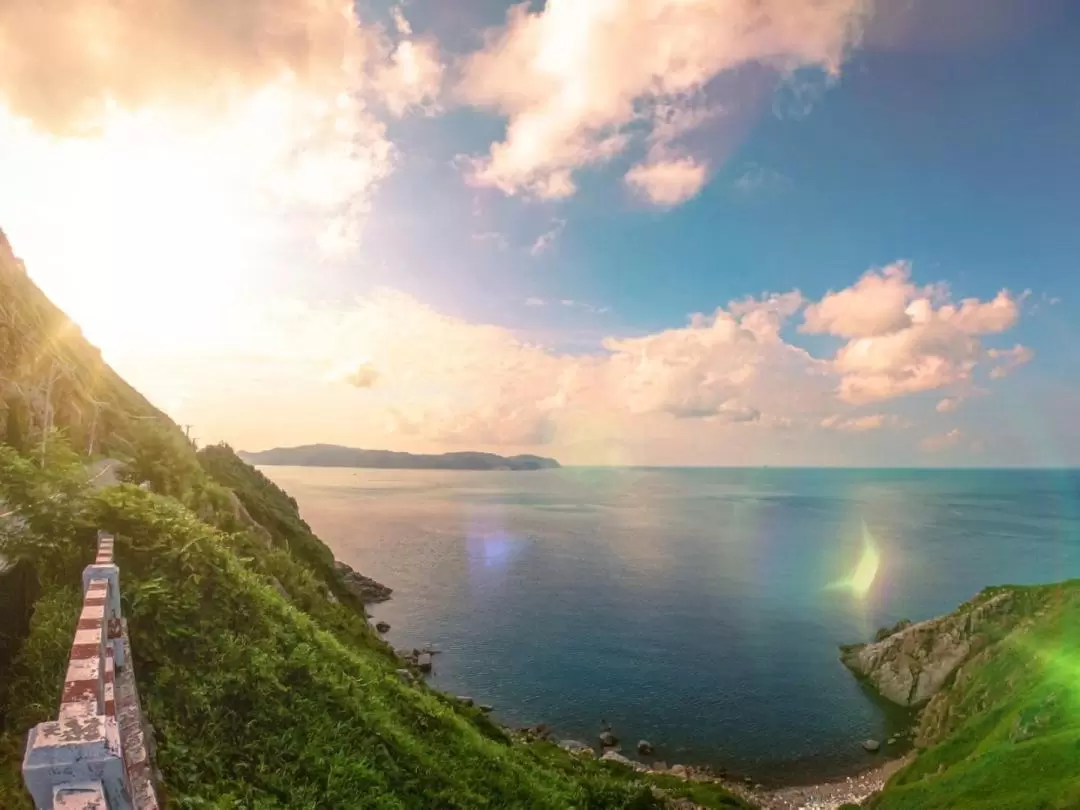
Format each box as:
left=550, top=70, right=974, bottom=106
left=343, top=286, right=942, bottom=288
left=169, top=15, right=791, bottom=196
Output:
left=600, top=750, right=647, bottom=771
left=669, top=765, right=687, bottom=778
left=456, top=696, right=474, bottom=707
left=416, top=653, right=433, bottom=672
left=862, top=739, right=881, bottom=752
left=636, top=740, right=654, bottom=755
left=560, top=740, right=589, bottom=753
left=334, top=561, right=393, bottom=603
left=599, top=730, right=618, bottom=748
left=478, top=704, right=494, bottom=713
left=375, top=621, right=391, bottom=634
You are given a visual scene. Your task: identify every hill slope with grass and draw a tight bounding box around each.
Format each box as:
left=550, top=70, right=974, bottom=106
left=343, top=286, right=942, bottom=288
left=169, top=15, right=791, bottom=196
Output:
left=845, top=583, right=1080, bottom=809
left=0, top=230, right=752, bottom=809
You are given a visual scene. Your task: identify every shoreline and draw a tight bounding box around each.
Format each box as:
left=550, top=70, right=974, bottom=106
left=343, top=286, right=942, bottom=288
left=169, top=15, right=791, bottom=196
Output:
left=752, top=755, right=912, bottom=810
left=363, top=577, right=913, bottom=807
left=362, top=583, right=911, bottom=807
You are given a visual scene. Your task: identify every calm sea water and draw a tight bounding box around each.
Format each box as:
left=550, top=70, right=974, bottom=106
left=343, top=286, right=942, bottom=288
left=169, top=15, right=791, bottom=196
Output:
left=260, top=466, right=1080, bottom=783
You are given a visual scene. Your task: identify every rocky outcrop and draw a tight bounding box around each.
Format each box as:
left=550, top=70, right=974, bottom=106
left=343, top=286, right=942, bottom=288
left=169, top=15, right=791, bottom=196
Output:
left=841, top=591, right=1016, bottom=707
left=333, top=561, right=392, bottom=603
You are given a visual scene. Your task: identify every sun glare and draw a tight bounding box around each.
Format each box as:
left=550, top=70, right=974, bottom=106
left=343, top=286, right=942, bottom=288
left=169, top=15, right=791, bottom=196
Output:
left=0, top=77, right=380, bottom=361
left=826, top=522, right=881, bottom=598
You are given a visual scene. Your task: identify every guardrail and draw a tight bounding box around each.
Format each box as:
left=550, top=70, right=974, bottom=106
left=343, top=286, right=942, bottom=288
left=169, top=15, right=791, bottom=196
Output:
left=21, top=533, right=159, bottom=810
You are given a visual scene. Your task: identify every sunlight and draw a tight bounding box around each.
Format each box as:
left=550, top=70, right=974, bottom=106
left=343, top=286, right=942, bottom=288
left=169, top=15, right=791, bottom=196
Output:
left=0, top=78, right=387, bottom=361
left=827, top=522, right=881, bottom=598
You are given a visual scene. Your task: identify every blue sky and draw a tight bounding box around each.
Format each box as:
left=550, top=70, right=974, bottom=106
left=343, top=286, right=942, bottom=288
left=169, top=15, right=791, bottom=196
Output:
left=1, top=0, right=1078, bottom=465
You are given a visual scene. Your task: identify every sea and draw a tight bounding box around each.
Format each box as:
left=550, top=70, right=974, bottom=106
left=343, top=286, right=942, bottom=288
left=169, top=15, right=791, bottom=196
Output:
left=259, top=466, right=1080, bottom=784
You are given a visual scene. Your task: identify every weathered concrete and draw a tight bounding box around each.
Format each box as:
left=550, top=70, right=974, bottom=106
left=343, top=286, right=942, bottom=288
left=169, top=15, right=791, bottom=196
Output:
left=52, top=783, right=109, bottom=810
left=22, top=532, right=159, bottom=809
left=116, top=623, right=159, bottom=810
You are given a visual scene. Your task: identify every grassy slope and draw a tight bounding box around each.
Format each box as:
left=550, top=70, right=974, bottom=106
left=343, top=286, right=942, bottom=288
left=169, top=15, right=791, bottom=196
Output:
left=0, top=236, right=752, bottom=808
left=869, top=582, right=1080, bottom=809
left=0, top=232, right=183, bottom=459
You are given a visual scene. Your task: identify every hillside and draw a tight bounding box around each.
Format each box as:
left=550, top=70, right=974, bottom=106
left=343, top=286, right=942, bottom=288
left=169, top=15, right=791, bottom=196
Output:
left=241, top=443, right=562, bottom=470
left=0, top=230, right=184, bottom=462
left=0, top=230, right=749, bottom=809
left=843, top=583, right=1080, bottom=809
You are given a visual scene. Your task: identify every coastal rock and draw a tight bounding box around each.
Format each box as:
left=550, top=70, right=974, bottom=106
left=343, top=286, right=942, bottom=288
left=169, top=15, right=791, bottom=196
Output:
left=599, top=730, right=618, bottom=748
left=478, top=704, right=493, bottom=713
left=600, top=750, right=647, bottom=771
left=456, top=696, right=474, bottom=707
left=862, top=739, right=881, bottom=752
left=333, top=561, right=393, bottom=604
left=559, top=740, right=589, bottom=752
left=637, top=740, right=654, bottom=755
left=669, top=765, right=687, bottom=778
left=840, top=591, right=1015, bottom=706
left=375, top=621, right=391, bottom=634
left=416, top=653, right=433, bottom=672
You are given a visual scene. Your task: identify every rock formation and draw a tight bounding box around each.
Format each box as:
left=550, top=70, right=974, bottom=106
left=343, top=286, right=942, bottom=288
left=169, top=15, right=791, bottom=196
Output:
left=840, top=591, right=1017, bottom=706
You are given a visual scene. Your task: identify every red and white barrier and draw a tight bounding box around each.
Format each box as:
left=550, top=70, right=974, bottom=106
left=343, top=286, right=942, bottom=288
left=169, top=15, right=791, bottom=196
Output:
left=22, top=533, right=158, bottom=810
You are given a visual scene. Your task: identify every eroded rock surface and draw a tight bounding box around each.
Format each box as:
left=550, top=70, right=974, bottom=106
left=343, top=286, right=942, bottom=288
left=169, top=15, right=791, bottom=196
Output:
left=840, top=591, right=1015, bottom=706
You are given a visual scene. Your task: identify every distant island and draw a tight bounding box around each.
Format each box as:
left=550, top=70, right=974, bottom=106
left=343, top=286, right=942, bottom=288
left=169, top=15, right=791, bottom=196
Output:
left=239, top=444, right=561, bottom=471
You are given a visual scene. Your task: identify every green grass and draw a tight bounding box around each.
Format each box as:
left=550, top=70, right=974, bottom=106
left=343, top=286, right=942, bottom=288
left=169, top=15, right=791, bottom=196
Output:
left=868, top=582, right=1080, bottom=809
left=0, top=444, right=714, bottom=809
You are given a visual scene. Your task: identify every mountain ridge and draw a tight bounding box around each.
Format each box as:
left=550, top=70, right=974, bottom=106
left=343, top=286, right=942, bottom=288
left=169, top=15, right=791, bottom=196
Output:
left=241, top=443, right=561, bottom=470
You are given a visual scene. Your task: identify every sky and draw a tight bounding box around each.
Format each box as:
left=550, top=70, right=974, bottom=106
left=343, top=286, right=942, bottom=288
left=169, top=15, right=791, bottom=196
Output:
left=1, top=0, right=1079, bottom=467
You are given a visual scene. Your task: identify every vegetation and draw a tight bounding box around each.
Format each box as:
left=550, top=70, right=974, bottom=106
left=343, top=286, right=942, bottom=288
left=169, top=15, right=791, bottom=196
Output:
left=873, top=618, right=912, bottom=643
left=867, top=582, right=1080, bottom=809
left=197, top=443, right=333, bottom=571
left=0, top=441, right=706, bottom=808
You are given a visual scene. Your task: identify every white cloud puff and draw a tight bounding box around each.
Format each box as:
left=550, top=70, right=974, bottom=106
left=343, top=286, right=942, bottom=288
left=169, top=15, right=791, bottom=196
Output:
left=458, top=0, right=868, bottom=202
left=921, top=428, right=964, bottom=452
left=809, top=263, right=1027, bottom=404
left=625, top=157, right=710, bottom=206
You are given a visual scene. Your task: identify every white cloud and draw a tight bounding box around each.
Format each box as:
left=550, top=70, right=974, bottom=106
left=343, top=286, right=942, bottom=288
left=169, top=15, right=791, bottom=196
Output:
left=530, top=218, right=567, bottom=256
left=457, top=0, right=868, bottom=201
left=802, top=262, right=917, bottom=338
left=821, top=413, right=906, bottom=432
left=373, top=37, right=444, bottom=116
left=936, top=397, right=962, bottom=413
left=988, top=344, right=1034, bottom=380
left=807, top=263, right=1024, bottom=404
left=921, top=428, right=964, bottom=452
left=97, top=263, right=1031, bottom=456
left=625, top=157, right=710, bottom=207
left=0, top=0, right=448, bottom=265
left=733, top=164, right=792, bottom=193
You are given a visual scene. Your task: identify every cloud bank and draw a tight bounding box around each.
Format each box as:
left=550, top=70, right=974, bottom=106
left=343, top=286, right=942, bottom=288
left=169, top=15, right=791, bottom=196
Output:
left=458, top=0, right=868, bottom=203
left=167, top=261, right=1027, bottom=455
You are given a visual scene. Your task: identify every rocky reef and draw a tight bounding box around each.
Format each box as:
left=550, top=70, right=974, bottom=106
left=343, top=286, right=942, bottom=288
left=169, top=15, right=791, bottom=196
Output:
left=840, top=590, right=1018, bottom=707
left=333, top=560, right=393, bottom=603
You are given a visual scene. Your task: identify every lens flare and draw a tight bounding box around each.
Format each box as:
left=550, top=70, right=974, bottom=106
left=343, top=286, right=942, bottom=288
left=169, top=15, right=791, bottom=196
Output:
left=828, top=522, right=880, bottom=598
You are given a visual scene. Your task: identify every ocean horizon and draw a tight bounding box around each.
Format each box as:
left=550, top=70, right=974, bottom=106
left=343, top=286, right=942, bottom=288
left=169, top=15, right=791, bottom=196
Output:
left=262, top=465, right=1080, bottom=784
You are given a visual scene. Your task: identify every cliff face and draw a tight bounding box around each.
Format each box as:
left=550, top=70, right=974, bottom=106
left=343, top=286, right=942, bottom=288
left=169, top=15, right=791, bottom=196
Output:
left=851, top=582, right=1080, bottom=810
left=840, top=590, right=1020, bottom=707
